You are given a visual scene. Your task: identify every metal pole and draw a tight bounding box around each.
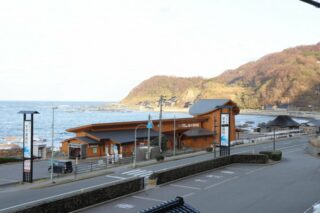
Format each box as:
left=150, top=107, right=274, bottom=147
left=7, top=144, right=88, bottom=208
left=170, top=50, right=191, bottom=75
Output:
left=159, top=96, right=163, bottom=153
left=133, top=127, right=137, bottom=168
left=173, top=115, right=176, bottom=156
left=273, top=128, right=276, bottom=151
left=30, top=114, right=34, bottom=183
left=147, top=114, right=151, bottom=160
left=50, top=107, right=57, bottom=183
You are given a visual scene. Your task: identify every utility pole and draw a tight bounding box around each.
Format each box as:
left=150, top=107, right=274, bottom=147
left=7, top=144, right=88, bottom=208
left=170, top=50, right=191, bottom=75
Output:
left=213, top=116, right=217, bottom=158
left=173, top=115, right=176, bottom=156
left=50, top=107, right=58, bottom=184
left=158, top=95, right=165, bottom=153
left=147, top=114, right=151, bottom=159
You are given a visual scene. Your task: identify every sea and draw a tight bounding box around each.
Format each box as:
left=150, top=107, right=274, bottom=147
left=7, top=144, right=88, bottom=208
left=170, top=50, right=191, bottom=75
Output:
left=0, top=101, right=308, bottom=148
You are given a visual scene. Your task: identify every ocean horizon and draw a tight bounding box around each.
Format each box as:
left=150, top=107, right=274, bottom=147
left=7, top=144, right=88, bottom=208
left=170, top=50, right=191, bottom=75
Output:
left=0, top=101, right=307, bottom=148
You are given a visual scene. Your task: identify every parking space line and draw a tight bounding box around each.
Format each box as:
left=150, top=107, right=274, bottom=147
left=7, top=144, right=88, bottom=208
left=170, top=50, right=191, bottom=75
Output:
left=170, top=184, right=201, bottom=190
left=132, top=196, right=165, bottom=202
left=221, top=170, right=235, bottom=174
left=204, top=176, right=239, bottom=190
left=182, top=192, right=195, bottom=198
left=206, top=175, right=222, bottom=178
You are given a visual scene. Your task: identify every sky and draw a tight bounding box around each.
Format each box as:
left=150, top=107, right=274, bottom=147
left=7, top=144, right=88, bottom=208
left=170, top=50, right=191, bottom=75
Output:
left=0, top=0, right=319, bottom=102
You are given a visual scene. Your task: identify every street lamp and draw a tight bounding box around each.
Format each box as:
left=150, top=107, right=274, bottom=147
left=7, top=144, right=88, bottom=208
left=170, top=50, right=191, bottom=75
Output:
left=133, top=124, right=147, bottom=168
left=50, top=106, right=58, bottom=183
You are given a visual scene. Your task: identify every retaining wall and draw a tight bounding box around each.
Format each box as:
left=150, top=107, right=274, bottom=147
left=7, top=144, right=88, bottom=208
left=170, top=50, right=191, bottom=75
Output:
left=155, top=154, right=268, bottom=185
left=14, top=177, right=144, bottom=213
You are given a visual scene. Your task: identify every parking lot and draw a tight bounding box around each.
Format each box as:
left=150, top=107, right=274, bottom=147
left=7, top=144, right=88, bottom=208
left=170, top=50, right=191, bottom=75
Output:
left=81, top=143, right=320, bottom=213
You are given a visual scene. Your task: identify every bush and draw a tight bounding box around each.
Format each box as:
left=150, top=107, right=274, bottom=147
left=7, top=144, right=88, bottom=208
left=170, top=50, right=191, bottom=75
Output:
left=155, top=155, right=164, bottom=161
left=270, top=150, right=282, bottom=161
left=259, top=150, right=282, bottom=161
left=0, top=157, right=21, bottom=164
left=259, top=151, right=272, bottom=159
left=206, top=147, right=213, bottom=152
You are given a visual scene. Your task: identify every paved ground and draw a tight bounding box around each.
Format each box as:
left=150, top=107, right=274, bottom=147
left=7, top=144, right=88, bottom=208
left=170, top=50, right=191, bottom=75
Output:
left=0, top=160, right=50, bottom=185
left=80, top=142, right=320, bottom=213
left=0, top=135, right=316, bottom=212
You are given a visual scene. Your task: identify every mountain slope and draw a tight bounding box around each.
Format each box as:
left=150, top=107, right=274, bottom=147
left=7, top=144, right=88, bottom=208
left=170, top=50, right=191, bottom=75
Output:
left=121, top=43, right=320, bottom=109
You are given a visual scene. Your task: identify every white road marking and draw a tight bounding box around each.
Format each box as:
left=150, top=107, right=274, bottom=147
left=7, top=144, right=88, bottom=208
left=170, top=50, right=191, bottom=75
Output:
left=122, top=169, right=153, bottom=178
left=122, top=169, right=142, bottom=175
left=170, top=184, right=201, bottom=190
left=194, top=179, right=207, bottom=183
left=116, top=203, right=135, bottom=209
left=221, top=170, right=235, bottom=174
left=304, top=200, right=320, bottom=213
left=105, top=175, right=126, bottom=180
left=133, top=196, right=165, bottom=202
left=182, top=192, right=195, bottom=198
left=245, top=167, right=267, bottom=175
left=206, top=175, right=222, bottom=178
left=132, top=171, right=153, bottom=176
left=204, top=176, right=239, bottom=190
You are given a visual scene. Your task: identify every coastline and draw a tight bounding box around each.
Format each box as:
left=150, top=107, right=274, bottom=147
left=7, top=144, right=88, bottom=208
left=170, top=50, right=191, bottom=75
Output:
left=120, top=103, right=319, bottom=120
left=240, top=109, right=319, bottom=120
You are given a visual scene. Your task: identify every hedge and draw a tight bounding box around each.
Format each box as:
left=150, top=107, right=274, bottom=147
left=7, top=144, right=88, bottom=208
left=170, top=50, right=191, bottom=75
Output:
left=259, top=150, right=282, bottom=161
left=0, top=157, right=21, bottom=164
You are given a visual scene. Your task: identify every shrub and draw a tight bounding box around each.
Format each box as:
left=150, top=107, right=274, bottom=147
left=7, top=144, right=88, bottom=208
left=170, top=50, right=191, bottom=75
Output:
left=206, top=147, right=213, bottom=152
left=259, top=150, right=282, bottom=161
left=0, top=157, right=21, bottom=164
left=270, top=150, right=282, bottom=161
left=155, top=155, right=164, bottom=161
left=259, top=151, right=272, bottom=159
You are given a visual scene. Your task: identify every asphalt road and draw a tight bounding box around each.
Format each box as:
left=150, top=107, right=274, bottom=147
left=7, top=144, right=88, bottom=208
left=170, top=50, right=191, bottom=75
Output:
left=0, top=160, right=50, bottom=185
left=80, top=138, right=320, bottom=213
left=0, top=135, right=315, bottom=212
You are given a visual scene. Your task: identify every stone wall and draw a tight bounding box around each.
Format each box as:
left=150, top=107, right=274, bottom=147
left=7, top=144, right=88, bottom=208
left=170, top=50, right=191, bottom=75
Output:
left=15, top=177, right=144, bottom=213
left=154, top=154, right=268, bottom=185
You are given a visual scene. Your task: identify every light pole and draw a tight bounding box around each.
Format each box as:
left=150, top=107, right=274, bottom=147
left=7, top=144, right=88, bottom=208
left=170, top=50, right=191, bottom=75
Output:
left=173, top=115, right=176, bottom=156
left=158, top=95, right=165, bottom=153
left=146, top=114, right=154, bottom=160
left=133, top=124, right=146, bottom=168
left=50, top=106, right=58, bottom=183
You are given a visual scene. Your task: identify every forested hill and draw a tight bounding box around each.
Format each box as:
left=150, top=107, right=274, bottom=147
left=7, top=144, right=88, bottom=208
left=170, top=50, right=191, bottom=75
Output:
left=121, top=42, right=320, bottom=109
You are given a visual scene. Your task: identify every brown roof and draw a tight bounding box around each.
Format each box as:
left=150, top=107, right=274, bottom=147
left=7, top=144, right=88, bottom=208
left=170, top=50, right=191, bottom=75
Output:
left=66, top=117, right=209, bottom=133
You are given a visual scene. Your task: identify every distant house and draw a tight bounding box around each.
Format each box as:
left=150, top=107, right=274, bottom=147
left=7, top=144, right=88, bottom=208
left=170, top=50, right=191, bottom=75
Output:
left=300, top=119, right=320, bottom=134
left=61, top=99, right=240, bottom=159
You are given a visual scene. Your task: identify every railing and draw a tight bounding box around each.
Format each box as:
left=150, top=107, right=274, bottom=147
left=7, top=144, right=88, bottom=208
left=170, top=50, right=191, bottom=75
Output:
left=72, top=157, right=134, bottom=176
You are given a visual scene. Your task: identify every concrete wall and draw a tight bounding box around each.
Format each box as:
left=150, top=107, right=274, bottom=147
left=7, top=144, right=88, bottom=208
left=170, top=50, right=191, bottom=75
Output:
left=152, top=154, right=268, bottom=185
left=15, top=177, right=144, bottom=213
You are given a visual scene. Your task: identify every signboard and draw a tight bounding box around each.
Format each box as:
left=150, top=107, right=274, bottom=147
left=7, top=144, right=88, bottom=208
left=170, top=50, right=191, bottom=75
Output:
left=220, top=114, right=230, bottom=147
left=23, top=121, right=32, bottom=158
left=113, top=145, right=119, bottom=162
left=24, top=159, right=31, bottom=172
left=220, top=126, right=229, bottom=146
left=221, top=114, right=229, bottom=125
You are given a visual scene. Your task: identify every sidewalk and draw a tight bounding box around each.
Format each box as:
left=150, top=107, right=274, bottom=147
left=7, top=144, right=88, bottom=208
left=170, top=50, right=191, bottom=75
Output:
left=0, top=149, right=210, bottom=190
left=0, top=134, right=310, bottom=190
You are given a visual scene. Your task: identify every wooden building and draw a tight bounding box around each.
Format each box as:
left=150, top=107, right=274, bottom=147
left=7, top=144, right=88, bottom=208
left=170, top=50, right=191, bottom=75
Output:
left=60, top=99, right=239, bottom=159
